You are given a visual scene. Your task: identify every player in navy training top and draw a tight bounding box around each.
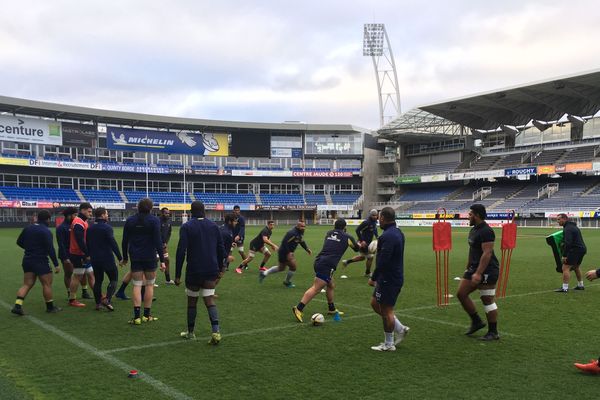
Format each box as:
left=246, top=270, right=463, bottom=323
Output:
left=175, top=201, right=225, bottom=344
left=456, top=204, right=501, bottom=341
left=292, top=218, right=359, bottom=322
left=215, top=213, right=237, bottom=292
left=235, top=220, right=278, bottom=273
left=259, top=220, right=312, bottom=288
left=342, top=209, right=379, bottom=276
left=368, top=207, right=410, bottom=352
left=232, top=205, right=247, bottom=261
left=12, top=210, right=62, bottom=315
left=56, top=206, right=78, bottom=298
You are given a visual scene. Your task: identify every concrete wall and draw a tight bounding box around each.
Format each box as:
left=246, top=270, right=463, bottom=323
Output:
left=362, top=146, right=384, bottom=213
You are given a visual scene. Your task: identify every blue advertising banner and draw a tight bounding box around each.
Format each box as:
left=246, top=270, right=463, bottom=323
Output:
left=505, top=167, right=536, bottom=176
left=106, top=127, right=229, bottom=156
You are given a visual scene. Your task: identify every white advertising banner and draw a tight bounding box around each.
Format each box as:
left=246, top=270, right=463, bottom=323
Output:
left=317, top=204, right=350, bottom=211
left=474, top=169, right=505, bottom=179
left=421, top=174, right=446, bottom=183
left=0, top=115, right=62, bottom=145
left=90, top=202, right=126, bottom=210
left=396, top=219, right=504, bottom=228
left=231, top=170, right=292, bottom=177
left=448, top=172, right=465, bottom=181
left=593, top=162, right=600, bottom=171
left=28, top=159, right=101, bottom=170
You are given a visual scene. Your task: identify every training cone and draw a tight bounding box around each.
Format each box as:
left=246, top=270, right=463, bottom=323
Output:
left=128, top=370, right=138, bottom=378
left=333, top=312, right=341, bottom=322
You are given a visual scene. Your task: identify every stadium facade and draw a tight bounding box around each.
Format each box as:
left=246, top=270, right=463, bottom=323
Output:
left=0, top=95, right=370, bottom=225
left=366, top=69, right=600, bottom=227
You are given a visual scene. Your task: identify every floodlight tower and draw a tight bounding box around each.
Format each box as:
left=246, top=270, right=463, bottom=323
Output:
left=363, top=23, right=401, bottom=127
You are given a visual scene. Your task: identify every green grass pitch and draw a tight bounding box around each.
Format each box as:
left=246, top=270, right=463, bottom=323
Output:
left=1, top=224, right=600, bottom=399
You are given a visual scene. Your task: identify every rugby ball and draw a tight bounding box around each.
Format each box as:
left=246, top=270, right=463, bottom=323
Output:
left=311, top=313, right=325, bottom=326
left=368, top=240, right=378, bottom=254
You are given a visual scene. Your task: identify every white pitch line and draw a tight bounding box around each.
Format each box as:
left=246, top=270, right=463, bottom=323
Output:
left=0, top=300, right=193, bottom=400
left=102, top=312, right=377, bottom=354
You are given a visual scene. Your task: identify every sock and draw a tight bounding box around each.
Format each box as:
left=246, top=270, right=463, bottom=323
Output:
left=259, top=261, right=266, bottom=268
left=265, top=266, right=280, bottom=276
left=394, top=316, right=405, bottom=332
left=489, top=322, right=498, bottom=334
left=297, top=302, right=305, bottom=312
left=144, top=307, right=151, bottom=318
left=285, top=271, right=295, bottom=283
left=578, top=281, right=584, bottom=287
left=237, top=264, right=244, bottom=270
left=207, top=305, right=220, bottom=333
left=117, top=282, right=128, bottom=294
left=384, top=332, right=394, bottom=345
left=346, top=260, right=355, bottom=265
left=562, top=283, right=569, bottom=290
left=469, top=312, right=482, bottom=324
left=46, top=300, right=54, bottom=311
left=165, top=272, right=171, bottom=282
left=134, top=306, right=141, bottom=319
left=328, top=302, right=336, bottom=312
left=106, top=281, right=117, bottom=301
left=14, top=296, right=24, bottom=309
left=187, top=306, right=197, bottom=333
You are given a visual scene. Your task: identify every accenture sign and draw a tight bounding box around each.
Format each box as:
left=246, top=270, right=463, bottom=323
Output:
left=0, top=115, right=63, bottom=145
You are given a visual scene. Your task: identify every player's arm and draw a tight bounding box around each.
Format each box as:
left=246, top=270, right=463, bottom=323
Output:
left=56, top=229, right=67, bottom=261
left=73, top=224, right=88, bottom=256
left=165, top=224, right=172, bottom=245
left=238, top=218, right=246, bottom=240
left=585, top=268, right=600, bottom=281
left=355, top=221, right=366, bottom=241
left=474, top=241, right=494, bottom=278
left=153, top=219, right=165, bottom=263
left=300, top=239, right=312, bottom=255
left=348, top=235, right=360, bottom=252
left=175, top=225, right=188, bottom=282
left=216, top=226, right=226, bottom=273
left=16, top=228, right=25, bottom=249
left=108, top=226, right=123, bottom=261
left=370, top=236, right=391, bottom=282
left=46, top=230, right=59, bottom=269
left=374, top=223, right=379, bottom=238
left=263, top=235, right=278, bottom=250
left=563, top=226, right=575, bottom=257
left=121, top=222, right=129, bottom=263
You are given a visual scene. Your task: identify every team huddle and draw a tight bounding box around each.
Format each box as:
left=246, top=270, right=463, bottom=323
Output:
left=11, top=199, right=511, bottom=350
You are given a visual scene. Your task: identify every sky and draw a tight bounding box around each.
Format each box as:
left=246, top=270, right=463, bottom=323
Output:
left=1, top=0, right=600, bottom=129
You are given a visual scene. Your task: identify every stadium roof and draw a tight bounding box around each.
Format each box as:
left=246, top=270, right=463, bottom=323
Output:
left=380, top=68, right=600, bottom=139
left=0, top=95, right=368, bottom=134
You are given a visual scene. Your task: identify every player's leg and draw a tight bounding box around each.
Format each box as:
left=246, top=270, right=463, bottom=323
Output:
left=260, top=252, right=288, bottom=282
left=236, top=250, right=255, bottom=274
left=456, top=275, right=485, bottom=335
left=478, top=283, right=499, bottom=341
left=39, top=272, right=61, bottom=313
left=102, top=264, right=118, bottom=310
left=142, top=269, right=157, bottom=321
left=283, top=255, right=297, bottom=288
left=181, top=283, right=201, bottom=339
left=116, top=270, right=132, bottom=300
left=81, top=271, right=91, bottom=299
left=12, top=272, right=36, bottom=315
left=573, top=265, right=584, bottom=289
left=237, top=243, right=247, bottom=261
left=293, top=276, right=327, bottom=322
left=202, top=279, right=221, bottom=345
left=68, top=257, right=86, bottom=307
left=364, top=254, right=374, bottom=276
left=92, top=264, right=104, bottom=309
left=324, top=277, right=343, bottom=315
left=370, top=282, right=401, bottom=351
left=342, top=254, right=365, bottom=268
left=129, top=270, right=144, bottom=324
left=259, top=248, right=271, bottom=271
left=163, top=245, right=173, bottom=284
left=62, top=260, right=73, bottom=297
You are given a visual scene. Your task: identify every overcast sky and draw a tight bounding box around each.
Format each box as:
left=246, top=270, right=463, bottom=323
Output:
left=2, top=0, right=600, bottom=129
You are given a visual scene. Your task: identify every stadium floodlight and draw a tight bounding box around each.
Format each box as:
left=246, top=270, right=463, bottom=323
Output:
left=500, top=125, right=520, bottom=135
left=532, top=120, right=552, bottom=132
left=363, top=23, right=401, bottom=127
left=566, top=115, right=586, bottom=126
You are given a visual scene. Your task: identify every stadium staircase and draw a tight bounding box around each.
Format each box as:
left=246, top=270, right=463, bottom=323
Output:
left=325, top=193, right=333, bottom=205
left=118, top=191, right=128, bottom=203
left=254, top=193, right=262, bottom=204
left=189, top=192, right=197, bottom=201
left=583, top=181, right=600, bottom=195
left=75, top=190, right=86, bottom=202
left=352, top=194, right=364, bottom=210
left=446, top=186, right=469, bottom=200
left=0, top=190, right=5, bottom=200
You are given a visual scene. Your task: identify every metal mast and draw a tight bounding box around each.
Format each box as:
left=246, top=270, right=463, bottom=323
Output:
left=363, top=23, right=401, bottom=127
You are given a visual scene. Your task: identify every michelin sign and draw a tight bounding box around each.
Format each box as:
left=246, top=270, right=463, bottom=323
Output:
left=0, top=115, right=63, bottom=145
left=107, top=127, right=229, bottom=156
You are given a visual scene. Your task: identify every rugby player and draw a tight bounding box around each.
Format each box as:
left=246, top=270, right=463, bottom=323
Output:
left=68, top=202, right=94, bottom=307
left=232, top=205, right=247, bottom=261
left=56, top=207, right=77, bottom=298
left=342, top=209, right=379, bottom=277
left=555, top=213, right=587, bottom=292
left=160, top=207, right=175, bottom=285
left=235, top=220, right=278, bottom=273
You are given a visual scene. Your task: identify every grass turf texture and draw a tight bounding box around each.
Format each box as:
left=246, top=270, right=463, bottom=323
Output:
left=1, top=225, right=600, bottom=399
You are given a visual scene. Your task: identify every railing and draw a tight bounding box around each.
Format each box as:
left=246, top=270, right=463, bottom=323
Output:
left=473, top=186, right=491, bottom=201
left=377, top=156, right=397, bottom=163
left=377, top=175, right=397, bottom=182
left=538, top=183, right=559, bottom=199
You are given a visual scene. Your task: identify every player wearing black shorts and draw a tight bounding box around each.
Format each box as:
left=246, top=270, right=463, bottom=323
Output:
left=368, top=207, right=409, bottom=352
left=160, top=207, right=175, bottom=285
left=56, top=207, right=78, bottom=299
left=259, top=220, right=312, bottom=288
left=122, top=198, right=165, bottom=325
left=87, top=207, right=123, bottom=311
left=176, top=201, right=225, bottom=344
left=236, top=221, right=278, bottom=273
left=292, top=218, right=359, bottom=322
left=555, top=213, right=587, bottom=292
left=456, top=204, right=500, bottom=341
left=232, top=205, right=247, bottom=261
left=342, top=209, right=379, bottom=276
left=12, top=210, right=62, bottom=315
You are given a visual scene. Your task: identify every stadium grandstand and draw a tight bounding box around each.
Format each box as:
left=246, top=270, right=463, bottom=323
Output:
left=367, top=69, right=600, bottom=226
left=0, top=95, right=368, bottom=225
